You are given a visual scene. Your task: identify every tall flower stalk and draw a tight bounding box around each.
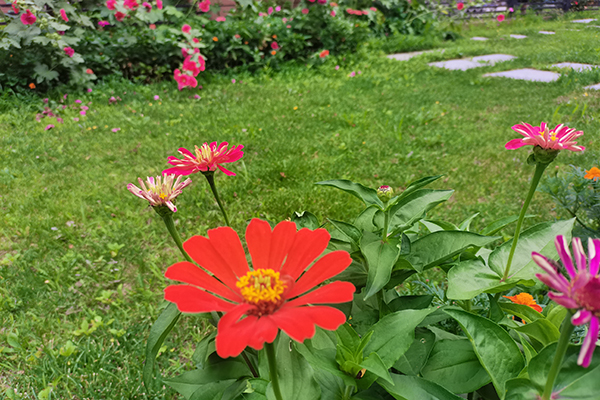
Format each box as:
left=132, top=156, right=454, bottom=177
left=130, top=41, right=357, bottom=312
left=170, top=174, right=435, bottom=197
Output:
left=503, top=122, right=584, bottom=281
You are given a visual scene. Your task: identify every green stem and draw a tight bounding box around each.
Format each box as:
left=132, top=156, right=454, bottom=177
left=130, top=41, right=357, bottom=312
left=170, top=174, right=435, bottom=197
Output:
left=265, top=342, right=284, bottom=400
left=343, top=385, right=354, bottom=400
left=503, top=162, right=549, bottom=281
left=542, top=312, right=574, bottom=400
left=241, top=351, right=259, bottom=378
left=159, top=209, right=194, bottom=263
left=203, top=172, right=231, bottom=227
left=382, top=210, right=390, bottom=242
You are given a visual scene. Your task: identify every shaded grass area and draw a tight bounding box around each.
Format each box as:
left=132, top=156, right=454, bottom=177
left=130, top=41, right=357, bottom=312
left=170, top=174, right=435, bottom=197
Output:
left=2, top=11, right=600, bottom=398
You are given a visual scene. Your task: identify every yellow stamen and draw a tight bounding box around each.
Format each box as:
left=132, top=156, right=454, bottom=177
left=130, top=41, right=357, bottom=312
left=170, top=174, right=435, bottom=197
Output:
left=236, top=269, right=287, bottom=305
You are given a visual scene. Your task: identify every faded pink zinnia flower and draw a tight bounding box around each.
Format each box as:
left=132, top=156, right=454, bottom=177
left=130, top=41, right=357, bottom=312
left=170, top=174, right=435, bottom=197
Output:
left=302, top=8, right=309, bottom=14
left=271, top=41, right=279, bottom=50
left=60, top=9, right=69, bottom=22
left=497, top=14, right=505, bottom=22
left=457, top=2, right=464, bottom=10
left=331, top=10, right=336, bottom=16
left=163, top=142, right=244, bottom=176
left=268, top=6, right=274, bottom=14
left=142, top=2, right=152, bottom=11
left=64, top=47, right=75, bottom=57
left=98, top=20, right=110, bottom=27
left=275, top=5, right=281, bottom=11
left=506, top=122, right=584, bottom=152
left=216, top=16, right=226, bottom=21
left=182, top=24, right=192, bottom=34
left=45, top=124, right=55, bottom=131
left=127, top=174, right=192, bottom=212
left=21, top=9, right=36, bottom=25
left=534, top=236, right=600, bottom=367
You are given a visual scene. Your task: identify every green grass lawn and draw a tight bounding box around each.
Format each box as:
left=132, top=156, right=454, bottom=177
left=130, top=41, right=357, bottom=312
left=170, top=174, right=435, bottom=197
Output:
left=2, top=11, right=600, bottom=399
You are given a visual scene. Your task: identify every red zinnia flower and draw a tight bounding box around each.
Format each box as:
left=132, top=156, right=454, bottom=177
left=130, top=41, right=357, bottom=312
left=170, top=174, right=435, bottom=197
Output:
left=163, top=142, right=243, bottom=176
left=164, top=219, right=355, bottom=358
left=497, top=14, right=505, bottom=22
left=149, top=23, right=156, bottom=30
left=115, top=11, right=126, bottom=21
left=320, top=49, right=329, bottom=58
left=301, top=8, right=309, bottom=14
left=106, top=0, right=116, bottom=10
left=506, top=122, right=584, bottom=152
left=20, top=9, right=37, bottom=25
left=271, top=41, right=279, bottom=50
left=457, top=2, right=464, bottom=10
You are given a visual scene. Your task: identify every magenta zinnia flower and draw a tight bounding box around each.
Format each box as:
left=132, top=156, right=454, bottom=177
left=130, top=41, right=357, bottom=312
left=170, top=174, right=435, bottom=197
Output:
left=533, top=235, right=600, bottom=367
left=127, top=174, right=192, bottom=212
left=506, top=122, right=584, bottom=152
left=163, top=142, right=244, bottom=176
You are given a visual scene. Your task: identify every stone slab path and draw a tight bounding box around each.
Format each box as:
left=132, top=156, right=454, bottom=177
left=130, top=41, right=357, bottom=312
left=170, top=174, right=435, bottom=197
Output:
left=429, top=54, right=515, bottom=71
left=471, top=37, right=489, bottom=41
left=483, top=68, right=560, bottom=82
left=386, top=49, right=445, bottom=61
left=572, top=18, right=596, bottom=23
left=510, top=34, right=527, bottom=39
left=539, top=31, right=555, bottom=35
left=552, top=62, right=600, bottom=71
left=585, top=83, right=600, bottom=90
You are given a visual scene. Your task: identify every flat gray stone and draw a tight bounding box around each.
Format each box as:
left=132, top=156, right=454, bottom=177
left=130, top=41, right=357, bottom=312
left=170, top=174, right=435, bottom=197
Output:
left=471, top=37, right=489, bottom=41
left=429, top=54, right=515, bottom=70
left=539, top=31, right=555, bottom=35
left=572, top=18, right=596, bottom=23
left=510, top=34, right=527, bottom=39
left=387, top=49, right=445, bottom=61
left=552, top=62, right=600, bottom=71
left=483, top=68, right=560, bottom=82
left=585, top=83, right=600, bottom=90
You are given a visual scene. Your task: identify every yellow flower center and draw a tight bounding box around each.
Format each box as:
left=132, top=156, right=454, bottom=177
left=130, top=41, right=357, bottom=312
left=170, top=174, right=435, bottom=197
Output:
left=159, top=192, right=167, bottom=200
left=236, top=269, right=287, bottom=305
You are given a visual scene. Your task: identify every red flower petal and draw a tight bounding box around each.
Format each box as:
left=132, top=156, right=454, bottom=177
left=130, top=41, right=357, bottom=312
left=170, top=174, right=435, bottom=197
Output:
left=280, top=228, right=330, bottom=280
left=287, top=250, right=352, bottom=298
left=246, top=220, right=297, bottom=271
left=271, top=306, right=347, bottom=342
left=184, top=232, right=242, bottom=288
left=165, top=261, right=241, bottom=302
left=207, top=227, right=249, bottom=278
left=286, top=281, right=355, bottom=307
left=164, top=285, right=237, bottom=313
left=216, top=164, right=236, bottom=176
left=217, top=308, right=279, bottom=357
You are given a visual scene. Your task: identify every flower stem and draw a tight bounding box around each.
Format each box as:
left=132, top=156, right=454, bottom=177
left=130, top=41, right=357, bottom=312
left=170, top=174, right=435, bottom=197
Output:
left=503, top=162, right=549, bottom=281
left=157, top=207, right=194, bottom=263
left=343, top=385, right=354, bottom=399
left=382, top=210, right=390, bottom=242
left=203, top=172, right=231, bottom=227
left=542, top=312, right=575, bottom=400
left=265, top=342, right=284, bottom=400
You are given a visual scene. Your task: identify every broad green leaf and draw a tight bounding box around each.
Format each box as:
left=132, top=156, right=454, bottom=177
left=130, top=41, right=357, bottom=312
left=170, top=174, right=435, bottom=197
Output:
left=479, top=215, right=534, bottom=236
left=241, top=379, right=269, bottom=400
left=268, top=334, right=321, bottom=400
left=313, top=369, right=347, bottom=400
left=361, top=235, right=401, bottom=299
left=488, top=219, right=575, bottom=278
left=529, top=344, right=600, bottom=394
left=316, top=180, right=384, bottom=209
left=379, top=373, right=463, bottom=400
left=33, top=63, right=59, bottom=82
left=354, top=207, right=379, bottom=232
left=387, top=189, right=454, bottom=236
left=393, top=328, right=435, bottom=376
left=360, top=352, right=393, bottom=384
left=328, top=219, right=362, bottom=251
left=396, top=175, right=444, bottom=201
left=459, top=213, right=480, bottom=231
left=559, top=364, right=600, bottom=398
left=447, top=259, right=520, bottom=300
left=143, top=302, right=181, bottom=388
left=504, top=378, right=539, bottom=400
left=423, top=219, right=459, bottom=231
left=333, top=260, right=368, bottom=289
left=387, top=295, right=433, bottom=312
left=444, top=309, right=524, bottom=398
left=499, top=302, right=544, bottom=323
left=291, top=211, right=320, bottom=230
left=420, top=339, right=491, bottom=394
left=363, top=308, right=436, bottom=369
left=513, top=319, right=560, bottom=347
left=488, top=293, right=506, bottom=323
left=191, top=331, right=217, bottom=368
left=517, top=333, right=538, bottom=363
left=404, top=231, right=499, bottom=273
left=546, top=304, right=568, bottom=329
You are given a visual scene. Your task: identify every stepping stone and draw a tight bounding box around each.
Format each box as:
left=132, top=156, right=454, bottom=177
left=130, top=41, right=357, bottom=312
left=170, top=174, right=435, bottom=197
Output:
left=510, top=34, right=527, bottom=39
left=429, top=54, right=515, bottom=71
left=483, top=68, right=560, bottom=82
left=585, top=83, right=600, bottom=90
left=387, top=49, right=445, bottom=61
left=471, top=37, right=489, bottom=41
left=539, top=31, right=555, bottom=35
left=572, top=18, right=596, bottom=23
left=552, top=62, right=600, bottom=71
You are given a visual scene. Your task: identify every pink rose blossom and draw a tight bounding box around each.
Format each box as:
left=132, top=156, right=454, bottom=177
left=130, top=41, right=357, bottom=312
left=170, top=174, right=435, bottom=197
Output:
left=21, top=9, right=36, bottom=25
left=60, top=9, right=69, bottom=22
left=163, top=142, right=244, bottom=176
left=506, top=122, right=584, bottom=152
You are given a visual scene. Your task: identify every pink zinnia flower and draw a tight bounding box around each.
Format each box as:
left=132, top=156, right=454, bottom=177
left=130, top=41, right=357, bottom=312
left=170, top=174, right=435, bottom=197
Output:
left=182, top=24, right=192, bottom=34
left=534, top=236, right=600, bottom=367
left=318, top=0, right=327, bottom=4
left=331, top=10, right=336, bottom=16
left=80, top=110, right=86, bottom=116
left=111, top=127, right=120, bottom=132
left=98, top=20, right=110, bottom=27
left=276, top=6, right=281, bottom=11
left=457, top=2, right=464, bottom=10
left=174, top=69, right=198, bottom=91
left=115, top=11, right=126, bottom=21
left=21, top=9, right=36, bottom=25
left=60, top=9, right=69, bottom=22
left=506, top=122, right=584, bottom=152
left=45, top=124, right=55, bottom=131
left=302, top=8, right=309, bottom=14
left=198, top=0, right=210, bottom=12
left=163, top=142, right=244, bottom=176
left=271, top=41, right=279, bottom=50
left=106, top=0, right=116, bottom=9
left=64, top=47, right=75, bottom=57
left=216, top=16, right=226, bottom=21
left=142, top=2, right=152, bottom=11
left=154, top=95, right=160, bottom=100
left=497, top=14, right=505, bottom=22
left=268, top=6, right=273, bottom=14
left=348, top=71, right=355, bottom=77
left=157, top=0, right=163, bottom=9
left=124, top=0, right=139, bottom=10
left=127, top=174, right=192, bottom=212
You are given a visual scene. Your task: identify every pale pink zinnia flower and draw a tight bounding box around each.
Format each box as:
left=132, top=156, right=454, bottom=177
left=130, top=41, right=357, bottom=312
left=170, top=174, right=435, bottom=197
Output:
left=163, top=142, right=244, bottom=176
left=506, top=122, right=584, bottom=152
left=534, top=236, right=600, bottom=367
left=127, top=174, right=192, bottom=212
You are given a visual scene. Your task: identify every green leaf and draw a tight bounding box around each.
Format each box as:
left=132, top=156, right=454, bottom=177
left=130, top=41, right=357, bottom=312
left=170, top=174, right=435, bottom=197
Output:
left=517, top=333, right=538, bottom=364
left=191, top=331, right=217, bottom=368
left=313, top=370, right=347, bottom=400
left=360, top=352, right=393, bottom=384
left=379, top=373, right=463, bottom=400
left=328, top=219, right=362, bottom=251
left=504, top=378, right=539, bottom=400
left=33, top=63, right=59, bottom=83
left=447, top=259, right=520, bottom=300
left=499, top=302, right=544, bottom=323
left=513, top=319, right=560, bottom=347
left=546, top=304, right=568, bottom=329
left=396, top=175, right=444, bottom=201
left=354, top=207, right=379, bottom=232
left=268, top=334, right=321, bottom=400
left=420, top=339, right=491, bottom=394
left=143, top=302, right=181, bottom=388
left=488, top=219, right=575, bottom=278
left=387, top=189, right=454, bottom=236
left=316, top=180, right=384, bottom=209
left=459, top=213, right=480, bottom=231
left=361, top=235, right=401, bottom=299
left=363, top=308, right=436, bottom=369
left=404, top=231, right=499, bottom=273
left=291, top=211, right=320, bottom=230
left=444, top=309, right=524, bottom=398
left=393, top=328, right=435, bottom=376
left=479, top=215, right=534, bottom=236
left=387, top=295, right=433, bottom=312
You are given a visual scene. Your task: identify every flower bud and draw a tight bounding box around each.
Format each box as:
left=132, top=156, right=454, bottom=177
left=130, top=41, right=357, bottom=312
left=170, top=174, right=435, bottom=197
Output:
left=377, top=185, right=393, bottom=202
left=532, top=145, right=559, bottom=165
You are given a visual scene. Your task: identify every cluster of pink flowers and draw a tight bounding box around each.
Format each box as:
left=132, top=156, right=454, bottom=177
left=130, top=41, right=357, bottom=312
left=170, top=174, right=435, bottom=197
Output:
left=174, top=25, right=206, bottom=90
left=106, top=0, right=162, bottom=21
left=345, top=8, right=371, bottom=15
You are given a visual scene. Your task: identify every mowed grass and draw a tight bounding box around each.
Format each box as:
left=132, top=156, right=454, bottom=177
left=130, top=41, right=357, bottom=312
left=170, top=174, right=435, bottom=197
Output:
left=2, top=11, right=600, bottom=398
